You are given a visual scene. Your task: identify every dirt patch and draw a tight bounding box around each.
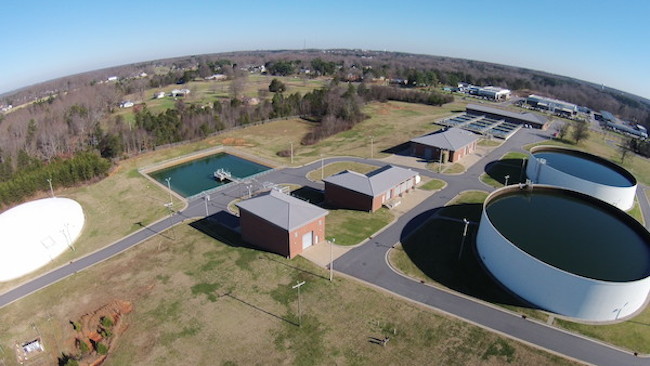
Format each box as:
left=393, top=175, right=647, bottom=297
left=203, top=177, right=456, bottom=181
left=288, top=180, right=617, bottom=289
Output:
left=62, top=300, right=133, bottom=366
left=221, top=137, right=252, bottom=146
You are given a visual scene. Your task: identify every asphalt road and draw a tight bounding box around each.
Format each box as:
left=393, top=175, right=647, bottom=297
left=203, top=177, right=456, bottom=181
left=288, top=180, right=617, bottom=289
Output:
left=1, top=126, right=649, bottom=365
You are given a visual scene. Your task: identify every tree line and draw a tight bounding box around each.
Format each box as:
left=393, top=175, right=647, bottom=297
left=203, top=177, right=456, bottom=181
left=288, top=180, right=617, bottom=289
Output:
left=0, top=151, right=110, bottom=208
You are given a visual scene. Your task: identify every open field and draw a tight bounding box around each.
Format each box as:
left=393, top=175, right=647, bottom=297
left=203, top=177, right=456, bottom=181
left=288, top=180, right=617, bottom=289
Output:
left=389, top=189, right=650, bottom=353
left=0, top=221, right=580, bottom=366
left=208, top=100, right=464, bottom=167
left=113, top=75, right=328, bottom=125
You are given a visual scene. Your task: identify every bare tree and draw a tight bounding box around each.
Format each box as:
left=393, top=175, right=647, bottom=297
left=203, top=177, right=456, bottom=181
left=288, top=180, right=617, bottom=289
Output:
left=571, top=121, right=590, bottom=144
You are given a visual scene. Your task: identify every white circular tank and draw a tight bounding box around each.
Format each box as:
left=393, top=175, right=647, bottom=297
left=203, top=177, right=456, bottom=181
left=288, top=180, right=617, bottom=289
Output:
left=0, top=197, right=85, bottom=282
left=477, top=185, right=650, bottom=321
left=526, top=146, right=637, bottom=211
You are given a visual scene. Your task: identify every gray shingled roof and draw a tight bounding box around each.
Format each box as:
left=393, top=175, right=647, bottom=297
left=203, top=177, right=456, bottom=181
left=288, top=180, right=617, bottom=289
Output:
left=466, top=104, right=549, bottom=125
left=236, top=190, right=328, bottom=231
left=410, top=127, right=478, bottom=151
left=324, top=165, right=418, bottom=197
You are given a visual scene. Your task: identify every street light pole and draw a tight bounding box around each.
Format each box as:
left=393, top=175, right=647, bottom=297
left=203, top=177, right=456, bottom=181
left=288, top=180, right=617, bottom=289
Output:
left=165, top=177, right=173, bottom=207
left=329, top=238, right=335, bottom=281
left=292, top=281, right=306, bottom=326
left=504, top=174, right=510, bottom=186
left=458, top=218, right=470, bottom=260
left=204, top=194, right=210, bottom=216
left=47, top=178, right=54, bottom=198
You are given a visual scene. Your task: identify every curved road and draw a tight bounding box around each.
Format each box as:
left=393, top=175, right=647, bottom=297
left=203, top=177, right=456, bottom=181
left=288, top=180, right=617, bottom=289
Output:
left=1, top=127, right=649, bottom=366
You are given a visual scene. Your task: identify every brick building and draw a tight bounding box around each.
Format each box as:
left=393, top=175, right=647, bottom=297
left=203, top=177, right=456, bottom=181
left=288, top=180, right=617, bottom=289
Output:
left=324, top=165, right=420, bottom=212
left=237, top=190, right=328, bottom=259
left=410, top=127, right=478, bottom=162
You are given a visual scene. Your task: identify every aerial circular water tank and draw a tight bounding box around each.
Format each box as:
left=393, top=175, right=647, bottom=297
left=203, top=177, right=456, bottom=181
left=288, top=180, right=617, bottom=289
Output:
left=477, top=185, right=650, bottom=321
left=0, top=197, right=85, bottom=282
left=526, top=146, right=637, bottom=211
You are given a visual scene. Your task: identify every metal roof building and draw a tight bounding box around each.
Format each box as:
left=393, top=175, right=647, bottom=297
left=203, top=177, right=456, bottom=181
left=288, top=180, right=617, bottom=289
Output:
left=237, top=190, right=328, bottom=258
left=410, top=127, right=479, bottom=162
left=324, top=165, right=420, bottom=212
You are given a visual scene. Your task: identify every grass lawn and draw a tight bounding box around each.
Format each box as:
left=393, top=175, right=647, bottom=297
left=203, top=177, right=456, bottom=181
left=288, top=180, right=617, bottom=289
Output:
left=212, top=100, right=465, bottom=166
left=325, top=208, right=394, bottom=246
left=306, top=161, right=379, bottom=181
left=0, top=222, right=578, bottom=366
left=480, top=152, right=528, bottom=188
left=418, top=178, right=446, bottom=191
left=427, top=162, right=465, bottom=174
left=627, top=198, right=645, bottom=224
left=477, top=139, right=502, bottom=147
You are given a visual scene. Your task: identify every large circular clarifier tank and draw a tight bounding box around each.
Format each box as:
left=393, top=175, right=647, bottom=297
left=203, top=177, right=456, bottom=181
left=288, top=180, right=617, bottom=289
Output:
left=526, top=146, right=637, bottom=211
left=477, top=185, right=650, bottom=321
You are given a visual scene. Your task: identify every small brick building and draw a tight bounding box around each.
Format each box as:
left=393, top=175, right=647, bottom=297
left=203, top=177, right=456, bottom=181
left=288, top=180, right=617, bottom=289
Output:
left=236, top=190, right=328, bottom=259
left=324, top=165, right=420, bottom=212
left=410, top=127, right=478, bottom=163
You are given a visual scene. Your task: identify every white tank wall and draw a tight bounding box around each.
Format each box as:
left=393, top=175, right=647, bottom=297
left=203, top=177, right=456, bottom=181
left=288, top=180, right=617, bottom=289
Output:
left=0, top=198, right=85, bottom=282
left=477, top=208, right=650, bottom=321
left=526, top=156, right=637, bottom=211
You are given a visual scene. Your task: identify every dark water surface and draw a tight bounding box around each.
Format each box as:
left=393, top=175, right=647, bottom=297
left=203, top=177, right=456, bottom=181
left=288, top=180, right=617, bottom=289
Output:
left=149, top=153, right=270, bottom=197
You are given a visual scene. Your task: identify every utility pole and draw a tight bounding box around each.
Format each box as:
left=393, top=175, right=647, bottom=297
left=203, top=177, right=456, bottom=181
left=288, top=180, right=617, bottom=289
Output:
left=321, top=154, right=324, bottom=180
left=204, top=194, right=210, bottom=216
left=370, top=136, right=374, bottom=159
left=292, top=281, right=306, bottom=326
left=165, top=177, right=173, bottom=207
left=290, top=142, right=294, bottom=164
left=458, top=218, right=470, bottom=260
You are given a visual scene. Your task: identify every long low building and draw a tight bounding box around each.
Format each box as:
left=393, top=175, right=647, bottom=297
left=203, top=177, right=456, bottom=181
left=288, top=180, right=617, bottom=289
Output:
left=466, top=104, right=550, bottom=130
left=410, top=127, right=478, bottom=162
left=324, top=165, right=420, bottom=212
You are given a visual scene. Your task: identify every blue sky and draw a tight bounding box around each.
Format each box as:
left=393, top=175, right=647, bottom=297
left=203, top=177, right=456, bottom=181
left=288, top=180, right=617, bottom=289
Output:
left=2, top=0, right=649, bottom=99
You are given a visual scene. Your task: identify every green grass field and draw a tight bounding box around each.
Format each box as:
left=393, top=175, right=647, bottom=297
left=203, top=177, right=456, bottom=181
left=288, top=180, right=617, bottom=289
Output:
left=325, top=208, right=394, bottom=246
left=0, top=222, right=579, bottom=366
left=419, top=178, right=446, bottom=191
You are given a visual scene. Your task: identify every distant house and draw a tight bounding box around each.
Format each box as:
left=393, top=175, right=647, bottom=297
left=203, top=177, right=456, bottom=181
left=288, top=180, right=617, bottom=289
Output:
left=205, top=74, right=227, bottom=81
left=107, top=76, right=118, bottom=82
left=324, top=165, right=420, bottom=212
left=171, top=89, right=190, bottom=97
left=410, top=127, right=479, bottom=162
left=154, top=91, right=165, bottom=99
left=237, top=190, right=328, bottom=259
left=119, top=101, right=134, bottom=108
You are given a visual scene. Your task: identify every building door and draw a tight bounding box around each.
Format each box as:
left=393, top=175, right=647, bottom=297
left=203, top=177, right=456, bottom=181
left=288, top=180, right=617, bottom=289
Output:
left=302, top=231, right=313, bottom=249
left=424, top=148, right=432, bottom=160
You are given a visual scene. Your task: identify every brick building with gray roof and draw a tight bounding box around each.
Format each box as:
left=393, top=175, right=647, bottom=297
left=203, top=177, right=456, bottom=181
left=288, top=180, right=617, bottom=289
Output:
left=410, top=127, right=479, bottom=162
left=236, top=190, right=328, bottom=258
left=324, top=165, right=420, bottom=212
